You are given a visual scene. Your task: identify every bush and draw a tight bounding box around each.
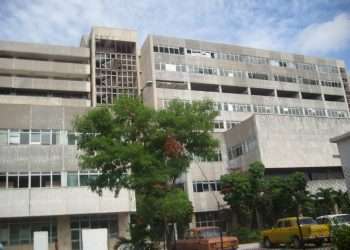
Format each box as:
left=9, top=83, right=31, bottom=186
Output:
left=228, top=227, right=260, bottom=244
left=332, top=225, right=350, bottom=250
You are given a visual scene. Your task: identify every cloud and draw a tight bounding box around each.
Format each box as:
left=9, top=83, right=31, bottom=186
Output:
left=0, top=0, right=349, bottom=66
left=295, top=13, right=350, bottom=54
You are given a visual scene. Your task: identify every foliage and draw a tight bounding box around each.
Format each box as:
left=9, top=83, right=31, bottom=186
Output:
left=332, top=225, right=350, bottom=250
left=221, top=161, right=267, bottom=228
left=228, top=227, right=260, bottom=244
left=221, top=162, right=310, bottom=229
left=74, top=96, right=219, bottom=246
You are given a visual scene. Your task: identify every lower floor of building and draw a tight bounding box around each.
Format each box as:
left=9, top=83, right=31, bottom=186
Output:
left=0, top=212, right=130, bottom=250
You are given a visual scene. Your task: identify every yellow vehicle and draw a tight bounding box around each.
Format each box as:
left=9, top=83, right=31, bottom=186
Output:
left=261, top=217, right=329, bottom=248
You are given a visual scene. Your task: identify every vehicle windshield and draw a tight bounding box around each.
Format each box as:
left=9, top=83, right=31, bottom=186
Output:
left=199, top=228, right=221, bottom=238
left=299, top=218, right=316, bottom=225
left=334, top=215, right=350, bottom=224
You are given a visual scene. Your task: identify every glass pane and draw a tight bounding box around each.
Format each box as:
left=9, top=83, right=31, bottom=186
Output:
left=67, top=173, right=78, bottom=187
left=0, top=174, right=6, bottom=188
left=0, top=130, right=8, bottom=145
left=31, top=130, right=41, bottom=144
left=19, top=175, right=29, bottom=188
left=68, top=133, right=76, bottom=145
left=9, top=224, right=20, bottom=245
left=52, top=173, right=61, bottom=187
left=52, top=130, right=60, bottom=145
left=41, top=175, right=51, bottom=187
left=8, top=176, right=18, bottom=188
left=41, top=132, right=51, bottom=145
left=20, top=130, right=29, bottom=144
left=0, top=225, right=9, bottom=245
left=31, top=175, right=40, bottom=188
left=19, top=225, right=30, bottom=244
left=79, top=175, right=89, bottom=186
left=9, top=130, right=20, bottom=145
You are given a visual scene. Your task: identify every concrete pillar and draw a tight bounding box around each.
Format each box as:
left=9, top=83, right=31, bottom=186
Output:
left=57, top=216, right=71, bottom=250
left=118, top=213, right=130, bottom=239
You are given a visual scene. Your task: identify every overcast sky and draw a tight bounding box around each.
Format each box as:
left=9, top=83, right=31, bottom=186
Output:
left=1, top=0, right=350, bottom=65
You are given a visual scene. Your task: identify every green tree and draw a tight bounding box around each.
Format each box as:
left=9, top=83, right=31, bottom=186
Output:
left=221, top=163, right=310, bottom=230
left=74, top=97, right=219, bottom=247
left=221, top=161, right=267, bottom=229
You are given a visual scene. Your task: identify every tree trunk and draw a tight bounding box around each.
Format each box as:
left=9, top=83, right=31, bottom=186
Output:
left=255, top=207, right=263, bottom=229
left=334, top=203, right=340, bottom=214
left=231, top=209, right=239, bottom=230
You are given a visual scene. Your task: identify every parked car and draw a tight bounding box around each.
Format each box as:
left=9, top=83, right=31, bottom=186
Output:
left=174, top=226, right=239, bottom=250
left=316, top=214, right=350, bottom=227
left=261, top=217, right=329, bottom=248
left=316, top=214, right=350, bottom=239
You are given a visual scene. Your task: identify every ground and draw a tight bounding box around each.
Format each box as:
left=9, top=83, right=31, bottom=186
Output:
left=238, top=242, right=333, bottom=250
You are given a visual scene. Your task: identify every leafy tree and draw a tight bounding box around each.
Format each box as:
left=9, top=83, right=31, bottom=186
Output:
left=221, top=161, right=267, bottom=229
left=221, top=162, right=310, bottom=229
left=74, top=97, right=219, bottom=247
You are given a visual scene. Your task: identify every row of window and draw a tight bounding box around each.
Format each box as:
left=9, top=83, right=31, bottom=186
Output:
left=192, top=180, right=221, bottom=192
left=195, top=211, right=220, bottom=228
left=0, top=218, right=57, bottom=246
left=160, top=99, right=349, bottom=119
left=0, top=171, right=100, bottom=189
left=153, top=45, right=339, bottom=73
left=155, top=63, right=342, bottom=88
left=0, top=129, right=78, bottom=146
left=227, top=136, right=257, bottom=160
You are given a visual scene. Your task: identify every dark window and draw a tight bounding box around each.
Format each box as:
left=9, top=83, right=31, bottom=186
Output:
left=179, top=47, right=185, bottom=55
left=41, top=174, right=51, bottom=187
left=31, top=175, right=40, bottom=188
left=8, top=176, right=18, bottom=188
left=19, top=175, right=29, bottom=188
left=153, top=46, right=159, bottom=52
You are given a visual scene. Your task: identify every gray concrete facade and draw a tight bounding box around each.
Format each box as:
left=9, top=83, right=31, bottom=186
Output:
left=139, top=34, right=350, bottom=227
left=1, top=26, right=350, bottom=247
left=0, top=28, right=137, bottom=250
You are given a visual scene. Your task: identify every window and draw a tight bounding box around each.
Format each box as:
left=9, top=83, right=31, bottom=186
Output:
left=195, top=212, right=220, bottom=227
left=8, top=174, right=18, bottom=188
left=213, top=120, right=224, bottom=129
left=41, top=173, right=51, bottom=187
left=70, top=214, right=118, bottom=250
left=31, top=173, right=40, bottom=188
left=30, top=130, right=41, bottom=144
left=0, top=129, right=8, bottom=145
left=67, top=172, right=79, bottom=187
left=18, top=173, right=29, bottom=188
left=0, top=173, right=6, bottom=188
left=52, top=173, right=61, bottom=187
left=68, top=133, right=76, bottom=145
left=20, top=130, right=29, bottom=144
left=9, top=130, right=20, bottom=144
left=41, top=130, right=51, bottom=145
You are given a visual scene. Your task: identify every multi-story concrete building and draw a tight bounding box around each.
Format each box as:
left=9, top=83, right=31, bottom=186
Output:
left=0, top=27, right=137, bottom=250
left=1, top=27, right=350, bottom=249
left=140, top=34, right=350, bottom=227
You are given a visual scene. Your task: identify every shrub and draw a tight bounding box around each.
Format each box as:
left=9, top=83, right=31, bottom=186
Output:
left=332, top=225, right=350, bottom=250
left=228, top=227, right=260, bottom=244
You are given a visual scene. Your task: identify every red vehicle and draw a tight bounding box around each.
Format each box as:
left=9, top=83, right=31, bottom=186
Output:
left=174, top=226, right=239, bottom=250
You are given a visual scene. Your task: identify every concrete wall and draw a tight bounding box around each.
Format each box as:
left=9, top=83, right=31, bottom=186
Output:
left=255, top=115, right=350, bottom=169
left=0, top=187, right=136, bottom=218
left=0, top=104, right=89, bottom=129
left=333, top=137, right=350, bottom=192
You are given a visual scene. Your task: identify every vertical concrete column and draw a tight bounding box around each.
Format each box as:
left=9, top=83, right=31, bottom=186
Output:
left=218, top=85, right=222, bottom=93
left=57, top=216, right=71, bottom=250
left=118, top=213, right=130, bottom=239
